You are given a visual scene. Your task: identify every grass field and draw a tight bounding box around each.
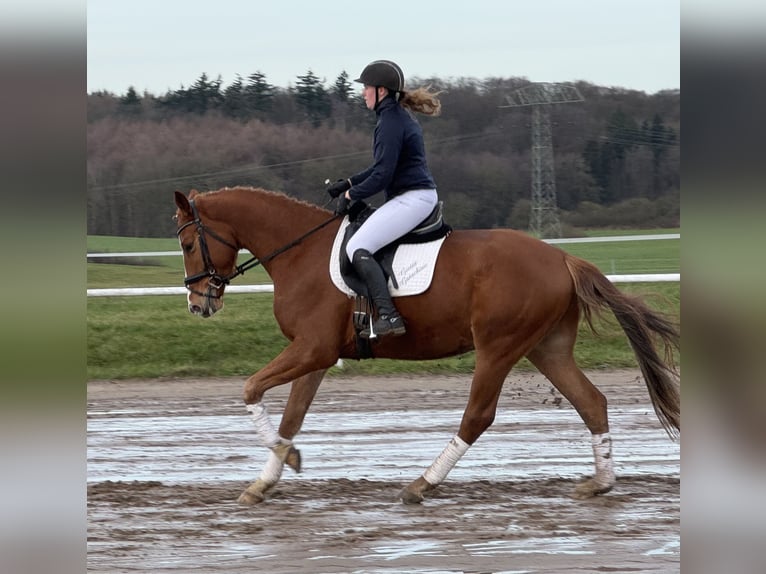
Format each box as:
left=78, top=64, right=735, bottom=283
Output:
left=86, top=230, right=680, bottom=380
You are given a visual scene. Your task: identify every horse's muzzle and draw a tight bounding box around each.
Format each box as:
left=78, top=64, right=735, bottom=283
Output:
left=189, top=301, right=224, bottom=318
left=188, top=292, right=223, bottom=317
left=189, top=302, right=213, bottom=317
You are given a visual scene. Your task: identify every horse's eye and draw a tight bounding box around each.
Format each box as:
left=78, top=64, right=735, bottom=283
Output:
left=183, top=242, right=194, bottom=253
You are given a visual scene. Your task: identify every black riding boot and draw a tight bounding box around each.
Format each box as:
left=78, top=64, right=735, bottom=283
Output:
left=351, top=249, right=406, bottom=338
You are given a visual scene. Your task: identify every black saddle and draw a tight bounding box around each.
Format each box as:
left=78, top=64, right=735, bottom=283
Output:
left=339, top=201, right=451, bottom=297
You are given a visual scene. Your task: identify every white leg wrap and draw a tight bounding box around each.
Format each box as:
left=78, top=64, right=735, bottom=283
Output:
left=592, top=432, right=615, bottom=486
left=245, top=402, right=282, bottom=448
left=258, top=450, right=284, bottom=484
left=422, top=435, right=470, bottom=486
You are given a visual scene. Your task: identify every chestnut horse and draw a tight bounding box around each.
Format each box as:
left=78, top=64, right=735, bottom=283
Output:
left=173, top=186, right=680, bottom=505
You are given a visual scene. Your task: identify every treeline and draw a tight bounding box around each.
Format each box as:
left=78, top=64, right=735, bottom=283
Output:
left=87, top=70, right=680, bottom=238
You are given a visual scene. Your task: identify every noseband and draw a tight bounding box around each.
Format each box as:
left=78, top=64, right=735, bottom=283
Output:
left=176, top=198, right=343, bottom=299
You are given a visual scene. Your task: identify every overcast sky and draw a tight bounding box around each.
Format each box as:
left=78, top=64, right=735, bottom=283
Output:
left=87, top=0, right=680, bottom=96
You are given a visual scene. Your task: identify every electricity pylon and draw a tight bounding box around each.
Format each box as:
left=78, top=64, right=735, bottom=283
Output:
left=501, top=83, right=583, bottom=238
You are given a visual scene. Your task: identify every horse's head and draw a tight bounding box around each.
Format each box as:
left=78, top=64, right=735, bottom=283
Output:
left=174, top=190, right=239, bottom=317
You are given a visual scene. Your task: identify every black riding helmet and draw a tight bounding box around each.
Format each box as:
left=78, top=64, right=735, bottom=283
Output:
left=354, top=60, right=405, bottom=93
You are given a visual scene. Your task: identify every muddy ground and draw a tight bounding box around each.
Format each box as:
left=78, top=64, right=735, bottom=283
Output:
left=87, top=369, right=680, bottom=573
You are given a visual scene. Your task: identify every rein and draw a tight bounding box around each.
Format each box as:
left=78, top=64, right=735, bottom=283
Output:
left=177, top=198, right=343, bottom=297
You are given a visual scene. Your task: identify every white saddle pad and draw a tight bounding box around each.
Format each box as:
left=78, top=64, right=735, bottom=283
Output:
left=329, top=216, right=447, bottom=297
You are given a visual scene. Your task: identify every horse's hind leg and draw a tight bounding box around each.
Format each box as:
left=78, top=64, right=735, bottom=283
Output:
left=526, top=305, right=615, bottom=499
left=399, top=344, right=520, bottom=504
left=238, top=369, right=326, bottom=506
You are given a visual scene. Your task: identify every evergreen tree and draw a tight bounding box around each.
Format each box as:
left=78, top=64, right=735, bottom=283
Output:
left=119, top=86, right=142, bottom=117
left=157, top=85, right=187, bottom=114
left=187, top=72, right=223, bottom=114
left=244, top=71, right=274, bottom=117
left=158, top=73, right=223, bottom=115
left=588, top=109, right=641, bottom=203
left=605, top=108, right=639, bottom=160
left=328, top=70, right=356, bottom=129
left=332, top=70, right=353, bottom=103
left=222, top=75, right=248, bottom=119
left=648, top=114, right=676, bottom=197
left=294, top=69, right=331, bottom=126
left=583, top=139, right=609, bottom=193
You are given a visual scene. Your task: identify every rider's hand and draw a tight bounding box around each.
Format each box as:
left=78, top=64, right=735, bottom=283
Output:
left=326, top=178, right=351, bottom=198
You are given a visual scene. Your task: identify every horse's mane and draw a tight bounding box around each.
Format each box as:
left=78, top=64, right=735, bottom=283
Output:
left=195, top=186, right=331, bottom=216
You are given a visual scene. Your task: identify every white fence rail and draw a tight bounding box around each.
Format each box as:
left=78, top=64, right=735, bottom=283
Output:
left=87, top=233, right=680, bottom=297
left=87, top=273, right=680, bottom=298
left=85, top=233, right=681, bottom=260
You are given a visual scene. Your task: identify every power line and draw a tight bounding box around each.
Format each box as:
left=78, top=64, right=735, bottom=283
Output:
left=89, top=149, right=371, bottom=192
left=90, top=129, right=506, bottom=193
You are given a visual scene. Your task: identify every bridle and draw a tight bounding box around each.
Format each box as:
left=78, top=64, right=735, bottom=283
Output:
left=176, top=198, right=342, bottom=299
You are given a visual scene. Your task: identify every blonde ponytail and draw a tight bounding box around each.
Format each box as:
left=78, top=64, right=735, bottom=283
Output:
left=399, top=85, right=443, bottom=116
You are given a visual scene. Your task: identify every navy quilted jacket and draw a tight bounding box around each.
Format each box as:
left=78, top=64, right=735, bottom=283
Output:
left=348, top=96, right=436, bottom=201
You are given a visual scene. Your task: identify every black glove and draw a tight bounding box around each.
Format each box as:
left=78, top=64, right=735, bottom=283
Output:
left=334, top=195, right=350, bottom=216
left=326, top=178, right=351, bottom=198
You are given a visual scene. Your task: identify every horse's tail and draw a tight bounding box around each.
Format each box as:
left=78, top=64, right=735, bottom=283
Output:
left=564, top=254, right=680, bottom=439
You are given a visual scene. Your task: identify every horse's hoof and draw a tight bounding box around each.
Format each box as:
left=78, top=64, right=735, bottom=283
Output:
left=399, top=476, right=436, bottom=504
left=237, top=489, right=265, bottom=506
left=237, top=478, right=275, bottom=505
left=399, top=487, right=424, bottom=504
left=571, top=478, right=614, bottom=500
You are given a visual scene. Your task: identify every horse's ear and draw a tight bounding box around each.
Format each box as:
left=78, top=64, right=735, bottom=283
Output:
left=189, top=189, right=200, bottom=199
left=174, top=191, right=193, bottom=216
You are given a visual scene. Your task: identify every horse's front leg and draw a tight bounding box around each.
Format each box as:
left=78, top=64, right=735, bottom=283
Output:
left=238, top=368, right=326, bottom=505
left=238, top=342, right=334, bottom=505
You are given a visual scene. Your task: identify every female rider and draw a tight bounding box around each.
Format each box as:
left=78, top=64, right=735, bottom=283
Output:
left=327, top=59, right=442, bottom=338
